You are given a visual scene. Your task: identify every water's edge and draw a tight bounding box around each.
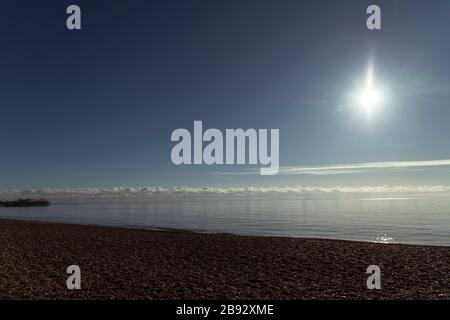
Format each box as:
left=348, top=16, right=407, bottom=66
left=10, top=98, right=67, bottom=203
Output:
left=2, top=215, right=449, bottom=248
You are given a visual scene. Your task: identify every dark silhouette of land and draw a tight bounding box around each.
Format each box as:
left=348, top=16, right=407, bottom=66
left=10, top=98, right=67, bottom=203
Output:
left=0, top=199, right=50, bottom=207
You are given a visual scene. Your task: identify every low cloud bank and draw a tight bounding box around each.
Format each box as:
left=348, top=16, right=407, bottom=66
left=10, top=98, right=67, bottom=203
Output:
left=1, top=185, right=450, bottom=200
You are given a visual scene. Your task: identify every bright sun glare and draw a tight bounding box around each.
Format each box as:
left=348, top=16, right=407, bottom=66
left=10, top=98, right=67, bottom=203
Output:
left=353, top=64, right=385, bottom=119
left=357, top=87, right=381, bottom=115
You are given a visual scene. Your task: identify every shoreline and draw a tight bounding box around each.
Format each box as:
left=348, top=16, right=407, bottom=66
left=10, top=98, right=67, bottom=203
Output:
left=1, top=216, right=448, bottom=248
left=0, top=218, right=449, bottom=299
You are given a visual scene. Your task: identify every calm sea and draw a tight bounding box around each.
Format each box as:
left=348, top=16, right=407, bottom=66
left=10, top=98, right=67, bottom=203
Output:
left=1, top=193, right=449, bottom=246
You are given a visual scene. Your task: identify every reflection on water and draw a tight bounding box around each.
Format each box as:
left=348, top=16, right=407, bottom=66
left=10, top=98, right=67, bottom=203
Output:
left=360, top=197, right=417, bottom=201
left=1, top=193, right=449, bottom=246
left=373, top=233, right=396, bottom=244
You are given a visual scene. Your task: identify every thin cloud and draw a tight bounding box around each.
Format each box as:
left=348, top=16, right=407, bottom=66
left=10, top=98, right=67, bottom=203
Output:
left=216, top=159, right=450, bottom=176
left=279, top=159, right=450, bottom=175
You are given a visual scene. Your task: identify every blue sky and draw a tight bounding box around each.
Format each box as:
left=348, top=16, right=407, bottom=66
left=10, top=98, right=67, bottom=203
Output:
left=1, top=0, right=450, bottom=189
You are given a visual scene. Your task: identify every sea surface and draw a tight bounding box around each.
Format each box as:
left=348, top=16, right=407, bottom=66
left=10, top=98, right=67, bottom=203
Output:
left=1, top=193, right=449, bottom=246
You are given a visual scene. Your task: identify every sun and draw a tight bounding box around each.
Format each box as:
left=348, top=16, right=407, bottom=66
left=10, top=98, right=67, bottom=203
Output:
left=357, top=87, right=382, bottom=116
left=353, top=64, right=385, bottom=119
left=358, top=87, right=380, bottom=109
